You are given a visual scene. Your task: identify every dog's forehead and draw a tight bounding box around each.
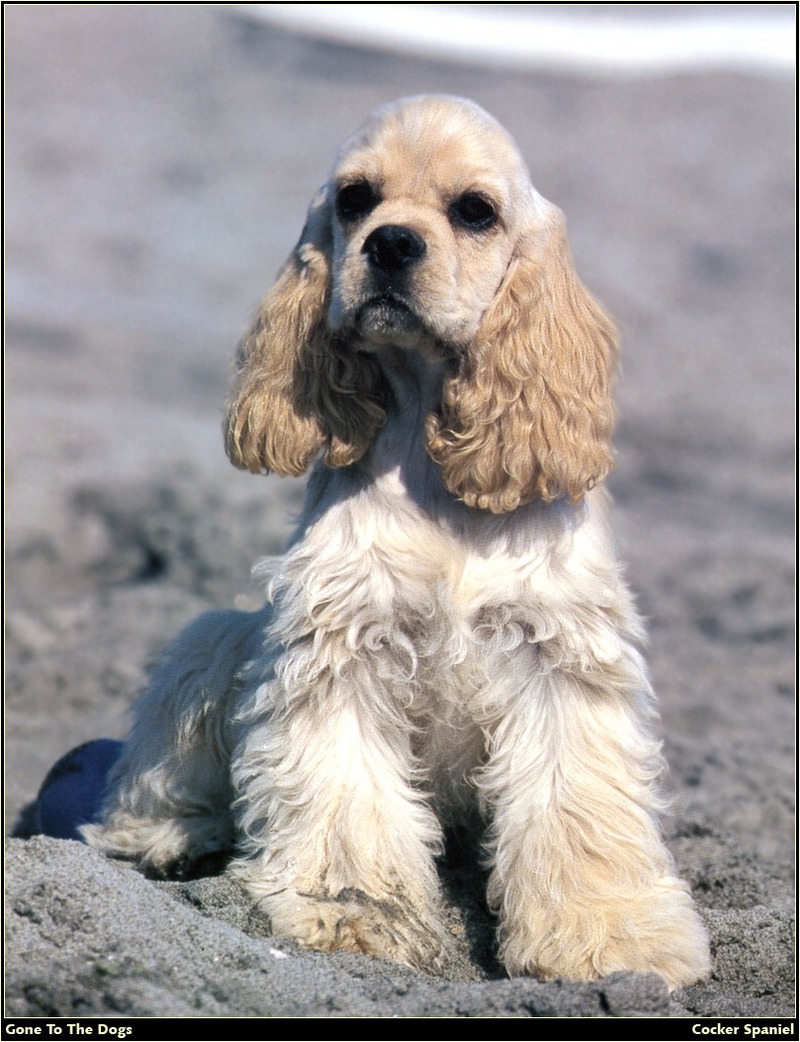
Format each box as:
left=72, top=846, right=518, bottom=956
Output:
left=333, top=96, right=531, bottom=206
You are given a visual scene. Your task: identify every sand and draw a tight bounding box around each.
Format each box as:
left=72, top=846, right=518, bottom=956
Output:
left=4, top=5, right=795, bottom=1020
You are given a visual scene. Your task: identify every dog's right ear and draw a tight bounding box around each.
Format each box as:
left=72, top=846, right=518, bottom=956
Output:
left=225, top=187, right=332, bottom=476
left=225, top=186, right=386, bottom=476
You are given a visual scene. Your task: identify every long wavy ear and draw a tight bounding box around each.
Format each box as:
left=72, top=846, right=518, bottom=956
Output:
left=225, top=187, right=386, bottom=476
left=427, top=208, right=617, bottom=513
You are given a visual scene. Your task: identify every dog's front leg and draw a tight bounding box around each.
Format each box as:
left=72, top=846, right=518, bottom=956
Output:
left=479, top=640, right=711, bottom=991
left=231, top=641, right=446, bottom=971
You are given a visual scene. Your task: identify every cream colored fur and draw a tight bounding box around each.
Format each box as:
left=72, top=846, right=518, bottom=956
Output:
left=85, top=96, right=710, bottom=989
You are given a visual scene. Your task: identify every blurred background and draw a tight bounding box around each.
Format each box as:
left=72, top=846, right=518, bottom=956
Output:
left=5, top=3, right=795, bottom=868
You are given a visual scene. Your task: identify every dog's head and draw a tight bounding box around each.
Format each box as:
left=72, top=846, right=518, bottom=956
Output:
left=226, top=95, right=617, bottom=513
left=326, top=96, right=529, bottom=352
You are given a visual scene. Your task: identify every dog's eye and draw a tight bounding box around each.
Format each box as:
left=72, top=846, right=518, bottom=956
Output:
left=336, top=181, right=380, bottom=222
left=449, top=193, right=498, bottom=231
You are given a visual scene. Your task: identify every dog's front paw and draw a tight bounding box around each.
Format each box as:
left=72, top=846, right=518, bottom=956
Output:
left=501, top=881, right=711, bottom=991
left=262, top=888, right=446, bottom=973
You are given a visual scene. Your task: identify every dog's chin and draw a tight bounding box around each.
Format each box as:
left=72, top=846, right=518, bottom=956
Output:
left=352, top=296, right=428, bottom=347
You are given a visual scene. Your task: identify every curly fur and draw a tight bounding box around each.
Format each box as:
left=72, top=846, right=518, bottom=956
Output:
left=85, top=95, right=710, bottom=989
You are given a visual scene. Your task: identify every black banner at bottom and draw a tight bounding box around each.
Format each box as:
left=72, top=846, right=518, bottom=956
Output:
left=2, top=1017, right=798, bottom=1036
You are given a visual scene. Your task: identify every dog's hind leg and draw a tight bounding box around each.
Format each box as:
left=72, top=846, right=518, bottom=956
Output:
left=83, top=607, right=269, bottom=877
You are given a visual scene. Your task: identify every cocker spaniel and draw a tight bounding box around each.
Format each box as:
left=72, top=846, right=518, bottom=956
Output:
left=85, top=95, right=710, bottom=989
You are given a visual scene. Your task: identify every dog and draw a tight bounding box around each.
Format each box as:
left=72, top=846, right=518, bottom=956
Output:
left=85, top=95, right=710, bottom=989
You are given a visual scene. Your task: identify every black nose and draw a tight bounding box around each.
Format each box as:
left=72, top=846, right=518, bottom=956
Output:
left=362, top=224, right=426, bottom=273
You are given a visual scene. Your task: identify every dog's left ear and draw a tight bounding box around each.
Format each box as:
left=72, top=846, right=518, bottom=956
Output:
left=428, top=207, right=617, bottom=513
left=226, top=186, right=386, bottom=477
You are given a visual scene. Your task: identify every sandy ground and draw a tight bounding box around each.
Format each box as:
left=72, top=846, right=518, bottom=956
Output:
left=4, top=5, right=795, bottom=1020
